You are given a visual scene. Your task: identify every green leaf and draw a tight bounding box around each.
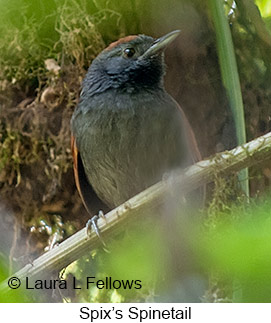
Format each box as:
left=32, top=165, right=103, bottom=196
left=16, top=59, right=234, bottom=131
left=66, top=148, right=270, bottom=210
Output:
left=208, top=0, right=249, bottom=197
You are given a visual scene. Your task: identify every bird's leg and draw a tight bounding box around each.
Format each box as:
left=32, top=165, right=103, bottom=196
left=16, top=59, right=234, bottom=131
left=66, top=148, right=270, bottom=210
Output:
left=86, top=211, right=109, bottom=252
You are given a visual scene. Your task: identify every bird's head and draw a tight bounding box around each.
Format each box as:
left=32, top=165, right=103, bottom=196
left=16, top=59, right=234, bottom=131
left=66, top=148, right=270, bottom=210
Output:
left=82, top=30, right=181, bottom=96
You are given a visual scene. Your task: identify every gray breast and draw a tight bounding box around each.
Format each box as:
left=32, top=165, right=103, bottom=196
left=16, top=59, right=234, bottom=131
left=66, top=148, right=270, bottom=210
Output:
left=72, top=90, right=188, bottom=208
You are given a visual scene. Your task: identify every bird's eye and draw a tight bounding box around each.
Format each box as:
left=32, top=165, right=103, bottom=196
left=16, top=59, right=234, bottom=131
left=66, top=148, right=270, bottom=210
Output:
left=123, top=48, right=136, bottom=58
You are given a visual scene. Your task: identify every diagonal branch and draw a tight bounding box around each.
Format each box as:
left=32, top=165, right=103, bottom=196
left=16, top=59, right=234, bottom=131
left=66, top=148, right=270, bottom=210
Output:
left=1, top=131, right=271, bottom=293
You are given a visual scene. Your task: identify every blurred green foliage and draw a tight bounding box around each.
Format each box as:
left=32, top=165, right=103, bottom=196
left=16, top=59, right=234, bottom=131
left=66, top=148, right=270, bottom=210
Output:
left=256, top=0, right=271, bottom=17
left=0, top=262, right=26, bottom=302
left=64, top=212, right=206, bottom=303
left=199, top=194, right=271, bottom=302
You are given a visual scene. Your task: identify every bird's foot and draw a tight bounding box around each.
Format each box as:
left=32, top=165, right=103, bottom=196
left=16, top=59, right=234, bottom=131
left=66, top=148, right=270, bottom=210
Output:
left=86, top=211, right=110, bottom=252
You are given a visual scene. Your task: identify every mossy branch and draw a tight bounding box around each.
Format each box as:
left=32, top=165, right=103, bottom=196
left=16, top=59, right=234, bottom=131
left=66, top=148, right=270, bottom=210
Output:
left=1, top=131, right=271, bottom=293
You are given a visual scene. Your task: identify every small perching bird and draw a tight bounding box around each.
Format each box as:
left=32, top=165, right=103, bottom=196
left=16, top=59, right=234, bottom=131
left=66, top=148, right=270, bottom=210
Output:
left=71, top=30, right=202, bottom=222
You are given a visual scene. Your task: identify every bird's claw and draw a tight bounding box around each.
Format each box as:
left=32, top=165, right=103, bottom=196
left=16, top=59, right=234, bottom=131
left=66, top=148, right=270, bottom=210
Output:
left=86, top=215, right=99, bottom=237
left=86, top=211, right=110, bottom=253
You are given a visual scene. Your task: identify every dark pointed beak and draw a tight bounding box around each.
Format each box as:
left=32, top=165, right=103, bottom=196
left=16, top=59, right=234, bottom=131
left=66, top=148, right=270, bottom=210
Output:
left=140, top=30, right=181, bottom=59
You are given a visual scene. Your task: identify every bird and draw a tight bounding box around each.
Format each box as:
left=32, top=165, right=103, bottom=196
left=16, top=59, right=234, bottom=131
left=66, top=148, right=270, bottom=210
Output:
left=71, top=30, right=202, bottom=222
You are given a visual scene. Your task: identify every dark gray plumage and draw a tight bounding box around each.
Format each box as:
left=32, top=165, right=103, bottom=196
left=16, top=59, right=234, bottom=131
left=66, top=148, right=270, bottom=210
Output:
left=71, top=31, right=201, bottom=215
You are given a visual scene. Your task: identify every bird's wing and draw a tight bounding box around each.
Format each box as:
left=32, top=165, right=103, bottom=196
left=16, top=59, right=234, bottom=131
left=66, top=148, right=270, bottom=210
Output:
left=71, top=135, right=110, bottom=216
